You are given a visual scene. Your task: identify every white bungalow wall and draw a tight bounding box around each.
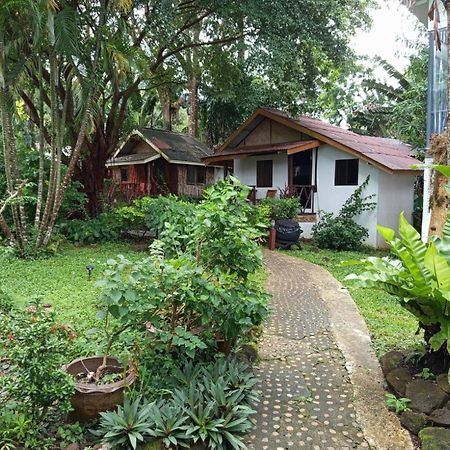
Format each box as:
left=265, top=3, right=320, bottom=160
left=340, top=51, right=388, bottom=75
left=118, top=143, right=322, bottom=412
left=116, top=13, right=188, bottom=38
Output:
left=233, top=144, right=416, bottom=248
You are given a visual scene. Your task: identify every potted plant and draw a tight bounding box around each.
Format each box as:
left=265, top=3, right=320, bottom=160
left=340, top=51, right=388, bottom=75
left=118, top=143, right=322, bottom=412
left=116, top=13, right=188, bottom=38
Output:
left=64, top=257, right=144, bottom=422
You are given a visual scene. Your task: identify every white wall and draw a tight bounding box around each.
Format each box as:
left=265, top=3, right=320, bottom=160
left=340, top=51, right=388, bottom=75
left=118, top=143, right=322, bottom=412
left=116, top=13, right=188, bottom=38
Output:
left=234, top=153, right=288, bottom=199
left=376, top=171, right=416, bottom=248
left=315, top=145, right=379, bottom=247
left=233, top=144, right=417, bottom=248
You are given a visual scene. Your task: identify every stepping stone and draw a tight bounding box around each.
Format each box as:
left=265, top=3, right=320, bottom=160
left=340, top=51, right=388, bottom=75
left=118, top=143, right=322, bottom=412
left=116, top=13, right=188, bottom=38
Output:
left=406, top=379, right=449, bottom=415
left=386, top=367, right=412, bottom=396
left=419, top=427, right=450, bottom=450
left=400, top=410, right=429, bottom=435
left=380, top=351, right=404, bottom=376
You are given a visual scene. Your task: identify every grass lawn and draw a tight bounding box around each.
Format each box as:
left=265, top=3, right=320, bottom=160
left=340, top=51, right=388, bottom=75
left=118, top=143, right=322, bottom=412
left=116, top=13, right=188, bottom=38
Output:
left=0, top=243, right=141, bottom=335
left=286, top=242, right=423, bottom=357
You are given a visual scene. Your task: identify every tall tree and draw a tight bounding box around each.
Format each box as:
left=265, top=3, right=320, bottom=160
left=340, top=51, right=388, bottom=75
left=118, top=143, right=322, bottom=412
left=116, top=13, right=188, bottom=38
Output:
left=0, top=0, right=105, bottom=254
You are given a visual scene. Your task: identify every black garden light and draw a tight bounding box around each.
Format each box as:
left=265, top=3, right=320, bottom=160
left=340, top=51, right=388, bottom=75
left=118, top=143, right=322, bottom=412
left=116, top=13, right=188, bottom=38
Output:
left=86, top=264, right=95, bottom=281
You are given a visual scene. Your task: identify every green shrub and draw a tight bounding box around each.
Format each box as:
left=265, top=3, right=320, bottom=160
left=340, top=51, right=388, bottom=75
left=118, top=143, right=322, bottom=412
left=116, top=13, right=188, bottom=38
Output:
left=0, top=300, right=75, bottom=448
left=312, top=176, right=376, bottom=250
left=59, top=212, right=120, bottom=245
left=114, top=197, right=155, bottom=232
left=259, top=197, right=300, bottom=221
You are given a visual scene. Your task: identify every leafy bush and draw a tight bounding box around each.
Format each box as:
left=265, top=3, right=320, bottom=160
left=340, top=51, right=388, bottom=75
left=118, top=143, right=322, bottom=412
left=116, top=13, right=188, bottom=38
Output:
left=0, top=300, right=75, bottom=448
left=59, top=212, right=120, bottom=245
left=192, top=177, right=268, bottom=280
left=346, top=212, right=450, bottom=371
left=259, top=197, right=300, bottom=221
left=114, top=197, right=155, bottom=232
left=312, top=176, right=376, bottom=250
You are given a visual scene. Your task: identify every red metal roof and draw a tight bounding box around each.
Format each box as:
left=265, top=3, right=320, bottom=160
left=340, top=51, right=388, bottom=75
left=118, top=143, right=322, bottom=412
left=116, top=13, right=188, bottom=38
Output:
left=261, top=108, right=422, bottom=173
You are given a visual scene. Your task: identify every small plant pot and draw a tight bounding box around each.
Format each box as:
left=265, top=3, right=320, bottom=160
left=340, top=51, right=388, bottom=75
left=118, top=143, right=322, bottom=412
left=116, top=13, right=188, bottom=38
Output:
left=64, top=355, right=135, bottom=422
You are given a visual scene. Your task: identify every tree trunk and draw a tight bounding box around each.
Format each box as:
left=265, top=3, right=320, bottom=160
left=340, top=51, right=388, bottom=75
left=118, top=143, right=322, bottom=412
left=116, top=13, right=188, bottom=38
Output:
left=158, top=85, right=172, bottom=130
left=188, top=27, right=200, bottom=138
left=188, top=74, right=199, bottom=138
left=428, top=133, right=448, bottom=236
left=77, top=139, right=110, bottom=216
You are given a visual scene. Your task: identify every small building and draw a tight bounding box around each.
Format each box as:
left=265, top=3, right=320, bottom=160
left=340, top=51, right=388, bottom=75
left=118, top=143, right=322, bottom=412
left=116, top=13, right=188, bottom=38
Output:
left=106, top=128, right=223, bottom=198
left=204, top=107, right=423, bottom=248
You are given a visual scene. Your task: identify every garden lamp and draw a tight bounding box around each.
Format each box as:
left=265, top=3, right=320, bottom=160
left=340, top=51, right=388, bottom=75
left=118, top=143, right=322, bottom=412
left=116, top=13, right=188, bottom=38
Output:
left=86, top=264, right=95, bottom=281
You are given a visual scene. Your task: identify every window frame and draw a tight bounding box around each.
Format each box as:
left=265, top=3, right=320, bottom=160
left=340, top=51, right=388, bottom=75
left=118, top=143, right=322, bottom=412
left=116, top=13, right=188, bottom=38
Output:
left=256, top=160, right=273, bottom=188
left=334, top=159, right=359, bottom=186
left=186, top=165, right=207, bottom=185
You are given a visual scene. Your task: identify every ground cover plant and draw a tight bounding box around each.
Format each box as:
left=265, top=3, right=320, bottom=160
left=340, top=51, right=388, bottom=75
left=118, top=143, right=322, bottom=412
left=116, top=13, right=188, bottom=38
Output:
left=287, top=243, right=422, bottom=356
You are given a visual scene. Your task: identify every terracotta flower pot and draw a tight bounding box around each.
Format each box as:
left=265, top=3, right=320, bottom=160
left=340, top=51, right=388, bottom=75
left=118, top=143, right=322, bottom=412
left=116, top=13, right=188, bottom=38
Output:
left=64, top=355, right=135, bottom=422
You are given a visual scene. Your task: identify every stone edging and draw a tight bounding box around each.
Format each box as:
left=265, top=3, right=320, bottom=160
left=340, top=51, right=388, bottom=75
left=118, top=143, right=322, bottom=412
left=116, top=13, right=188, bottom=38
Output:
left=297, top=257, right=414, bottom=450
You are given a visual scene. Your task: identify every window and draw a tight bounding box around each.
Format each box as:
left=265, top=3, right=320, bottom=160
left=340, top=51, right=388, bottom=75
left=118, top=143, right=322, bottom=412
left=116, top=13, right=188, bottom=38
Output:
left=256, top=160, right=273, bottom=187
left=335, top=159, right=359, bottom=186
left=120, top=168, right=128, bottom=182
left=187, top=166, right=207, bottom=185
left=187, top=166, right=196, bottom=184
left=196, top=166, right=206, bottom=184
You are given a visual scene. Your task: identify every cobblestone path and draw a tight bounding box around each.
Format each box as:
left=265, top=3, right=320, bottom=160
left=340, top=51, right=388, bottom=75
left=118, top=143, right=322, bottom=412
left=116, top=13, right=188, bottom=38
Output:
left=246, top=251, right=370, bottom=450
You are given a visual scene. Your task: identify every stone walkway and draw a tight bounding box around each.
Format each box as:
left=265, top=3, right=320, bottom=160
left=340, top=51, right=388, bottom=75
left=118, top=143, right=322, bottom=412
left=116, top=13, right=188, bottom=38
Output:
left=245, top=251, right=411, bottom=450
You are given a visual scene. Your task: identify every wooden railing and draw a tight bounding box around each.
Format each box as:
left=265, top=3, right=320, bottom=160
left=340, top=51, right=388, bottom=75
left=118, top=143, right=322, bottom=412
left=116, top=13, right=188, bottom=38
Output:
left=120, top=182, right=150, bottom=200
left=289, top=185, right=316, bottom=212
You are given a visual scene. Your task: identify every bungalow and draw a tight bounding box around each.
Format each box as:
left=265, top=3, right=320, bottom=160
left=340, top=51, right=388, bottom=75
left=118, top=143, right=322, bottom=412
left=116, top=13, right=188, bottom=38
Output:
left=106, top=128, right=223, bottom=198
left=204, top=107, right=423, bottom=248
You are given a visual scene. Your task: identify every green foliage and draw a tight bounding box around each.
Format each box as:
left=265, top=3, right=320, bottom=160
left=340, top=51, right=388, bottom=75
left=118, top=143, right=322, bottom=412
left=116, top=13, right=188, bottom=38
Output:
left=349, top=50, right=428, bottom=149
left=420, top=368, right=435, bottom=380
left=385, top=393, right=411, bottom=414
left=59, top=212, right=121, bottom=245
left=94, top=359, right=257, bottom=450
left=93, top=396, right=156, bottom=450
left=312, top=176, right=376, bottom=250
left=0, top=300, right=75, bottom=447
left=114, top=197, right=155, bottom=232
left=345, top=212, right=450, bottom=360
left=192, top=177, right=268, bottom=280
left=259, top=197, right=300, bottom=221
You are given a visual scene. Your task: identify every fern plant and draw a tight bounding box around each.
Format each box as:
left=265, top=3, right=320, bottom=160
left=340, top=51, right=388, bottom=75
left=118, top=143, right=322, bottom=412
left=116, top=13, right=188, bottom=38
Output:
left=345, top=212, right=450, bottom=370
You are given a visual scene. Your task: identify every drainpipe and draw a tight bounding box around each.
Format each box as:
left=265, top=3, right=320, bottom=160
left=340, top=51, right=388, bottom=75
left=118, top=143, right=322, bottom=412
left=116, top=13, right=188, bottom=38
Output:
left=421, top=149, right=432, bottom=243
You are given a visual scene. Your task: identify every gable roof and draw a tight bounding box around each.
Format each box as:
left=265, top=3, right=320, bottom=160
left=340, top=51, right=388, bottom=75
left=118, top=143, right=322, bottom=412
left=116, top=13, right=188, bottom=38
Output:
left=210, top=107, right=422, bottom=174
left=108, top=128, right=213, bottom=167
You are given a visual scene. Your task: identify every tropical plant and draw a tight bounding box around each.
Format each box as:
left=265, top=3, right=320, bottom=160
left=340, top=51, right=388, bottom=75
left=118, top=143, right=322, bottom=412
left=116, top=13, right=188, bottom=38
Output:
left=93, top=396, right=156, bottom=450
left=0, top=0, right=106, bottom=255
left=312, top=176, right=376, bottom=250
left=345, top=211, right=450, bottom=371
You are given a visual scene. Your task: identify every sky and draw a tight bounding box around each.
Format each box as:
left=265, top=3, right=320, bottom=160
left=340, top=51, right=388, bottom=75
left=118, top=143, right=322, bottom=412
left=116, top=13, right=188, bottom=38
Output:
left=351, top=0, right=427, bottom=73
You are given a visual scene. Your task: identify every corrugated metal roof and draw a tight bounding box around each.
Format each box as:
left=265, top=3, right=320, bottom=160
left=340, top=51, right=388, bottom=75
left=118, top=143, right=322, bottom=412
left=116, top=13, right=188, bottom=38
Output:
left=107, top=151, right=159, bottom=166
left=224, top=108, right=422, bottom=173
left=108, top=129, right=213, bottom=166
left=139, top=128, right=212, bottom=163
